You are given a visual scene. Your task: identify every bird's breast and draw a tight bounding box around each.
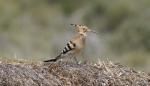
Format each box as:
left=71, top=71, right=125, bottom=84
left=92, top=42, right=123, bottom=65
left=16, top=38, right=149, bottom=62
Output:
left=75, top=38, right=85, bottom=49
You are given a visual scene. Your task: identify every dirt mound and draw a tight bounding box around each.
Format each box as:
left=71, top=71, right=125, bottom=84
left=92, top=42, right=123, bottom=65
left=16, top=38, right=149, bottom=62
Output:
left=0, top=60, right=150, bottom=86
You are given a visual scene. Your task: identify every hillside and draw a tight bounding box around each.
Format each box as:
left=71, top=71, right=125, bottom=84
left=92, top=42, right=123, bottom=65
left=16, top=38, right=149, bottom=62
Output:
left=0, top=60, right=150, bottom=86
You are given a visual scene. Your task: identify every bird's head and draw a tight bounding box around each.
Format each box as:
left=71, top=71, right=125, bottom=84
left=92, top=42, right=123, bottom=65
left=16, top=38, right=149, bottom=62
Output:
left=70, top=24, right=96, bottom=36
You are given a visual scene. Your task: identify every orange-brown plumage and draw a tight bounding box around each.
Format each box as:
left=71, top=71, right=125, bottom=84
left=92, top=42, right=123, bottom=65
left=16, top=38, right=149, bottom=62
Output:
left=44, top=24, right=96, bottom=63
left=71, top=34, right=86, bottom=55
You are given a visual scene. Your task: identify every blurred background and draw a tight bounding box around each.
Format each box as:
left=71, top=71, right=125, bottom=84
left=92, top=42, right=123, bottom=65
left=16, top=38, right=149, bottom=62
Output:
left=0, top=0, right=150, bottom=71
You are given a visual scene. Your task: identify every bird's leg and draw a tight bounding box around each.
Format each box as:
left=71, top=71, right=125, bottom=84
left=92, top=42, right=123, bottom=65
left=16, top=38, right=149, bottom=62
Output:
left=73, top=56, right=79, bottom=64
left=80, top=50, right=87, bottom=64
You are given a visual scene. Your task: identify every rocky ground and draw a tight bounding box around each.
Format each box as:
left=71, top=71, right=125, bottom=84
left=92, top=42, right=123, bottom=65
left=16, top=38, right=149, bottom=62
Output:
left=0, top=59, right=150, bottom=86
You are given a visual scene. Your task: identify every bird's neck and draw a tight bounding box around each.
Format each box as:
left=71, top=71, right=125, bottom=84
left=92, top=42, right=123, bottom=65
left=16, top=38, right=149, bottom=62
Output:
left=78, top=33, right=86, bottom=39
left=78, top=32, right=87, bottom=37
left=78, top=34, right=86, bottom=44
left=73, top=33, right=86, bottom=49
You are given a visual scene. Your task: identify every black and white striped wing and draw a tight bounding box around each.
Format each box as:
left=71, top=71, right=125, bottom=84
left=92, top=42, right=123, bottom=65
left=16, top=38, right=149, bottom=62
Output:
left=61, top=41, right=76, bottom=55
left=44, top=41, right=76, bottom=62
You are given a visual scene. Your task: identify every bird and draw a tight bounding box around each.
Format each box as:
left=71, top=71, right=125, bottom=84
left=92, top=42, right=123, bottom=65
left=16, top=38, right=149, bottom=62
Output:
left=44, top=24, right=96, bottom=63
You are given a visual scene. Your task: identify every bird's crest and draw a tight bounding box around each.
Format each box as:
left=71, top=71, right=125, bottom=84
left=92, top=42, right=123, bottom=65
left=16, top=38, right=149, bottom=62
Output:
left=70, top=24, right=97, bottom=36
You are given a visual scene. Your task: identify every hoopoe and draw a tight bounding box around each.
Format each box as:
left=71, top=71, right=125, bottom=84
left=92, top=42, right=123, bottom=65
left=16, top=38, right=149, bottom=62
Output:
left=44, top=24, right=96, bottom=63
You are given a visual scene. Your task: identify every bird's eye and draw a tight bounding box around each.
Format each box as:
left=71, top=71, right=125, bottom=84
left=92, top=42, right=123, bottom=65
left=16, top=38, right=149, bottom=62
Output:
left=83, top=28, right=87, bottom=31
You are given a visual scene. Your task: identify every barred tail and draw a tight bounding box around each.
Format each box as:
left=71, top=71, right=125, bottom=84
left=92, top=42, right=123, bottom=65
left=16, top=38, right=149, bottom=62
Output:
left=43, top=54, right=62, bottom=62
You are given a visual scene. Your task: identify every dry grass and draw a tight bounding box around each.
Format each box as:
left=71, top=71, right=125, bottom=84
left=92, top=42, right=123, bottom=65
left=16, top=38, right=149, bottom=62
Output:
left=0, top=59, right=150, bottom=86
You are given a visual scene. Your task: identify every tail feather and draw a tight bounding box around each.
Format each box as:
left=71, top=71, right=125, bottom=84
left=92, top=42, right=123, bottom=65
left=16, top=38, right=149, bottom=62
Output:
left=43, top=54, right=62, bottom=62
left=43, top=58, right=57, bottom=62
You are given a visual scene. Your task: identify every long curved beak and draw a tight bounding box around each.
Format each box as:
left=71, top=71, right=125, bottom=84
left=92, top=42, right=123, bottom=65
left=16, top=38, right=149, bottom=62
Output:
left=88, top=29, right=97, bottom=34
left=91, top=30, right=97, bottom=34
